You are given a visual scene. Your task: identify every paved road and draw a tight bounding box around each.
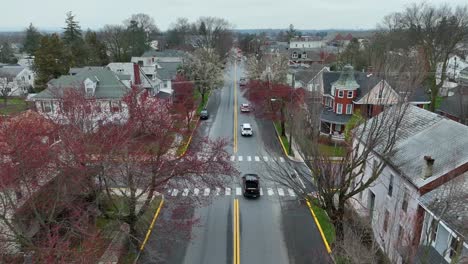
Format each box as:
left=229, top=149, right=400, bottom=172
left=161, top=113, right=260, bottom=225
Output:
left=139, top=59, right=331, bottom=264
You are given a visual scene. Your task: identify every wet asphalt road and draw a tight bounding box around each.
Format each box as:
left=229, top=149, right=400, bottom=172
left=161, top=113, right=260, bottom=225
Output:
left=139, top=60, right=331, bottom=264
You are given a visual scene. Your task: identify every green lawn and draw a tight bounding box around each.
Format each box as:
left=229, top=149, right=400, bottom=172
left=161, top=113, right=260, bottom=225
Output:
left=273, top=121, right=291, bottom=156
left=0, top=97, right=28, bottom=115
left=311, top=199, right=336, bottom=245
left=318, top=143, right=346, bottom=157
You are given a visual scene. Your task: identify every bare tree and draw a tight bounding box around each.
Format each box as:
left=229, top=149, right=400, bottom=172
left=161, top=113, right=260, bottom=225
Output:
left=0, top=73, right=18, bottom=106
left=123, top=13, right=159, bottom=36
left=100, top=25, right=131, bottom=62
left=382, top=2, right=468, bottom=112
left=195, top=17, right=233, bottom=58
left=245, top=53, right=289, bottom=84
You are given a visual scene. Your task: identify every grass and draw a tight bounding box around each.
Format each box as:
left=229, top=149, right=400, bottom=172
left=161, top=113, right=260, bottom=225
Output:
left=194, top=90, right=209, bottom=114
left=311, top=198, right=336, bottom=245
left=318, top=143, right=346, bottom=157
left=0, top=97, right=28, bottom=115
left=273, top=121, right=292, bottom=156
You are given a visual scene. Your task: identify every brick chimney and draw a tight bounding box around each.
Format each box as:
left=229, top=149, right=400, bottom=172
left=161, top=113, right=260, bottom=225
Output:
left=133, top=63, right=142, bottom=85
left=422, top=156, right=435, bottom=179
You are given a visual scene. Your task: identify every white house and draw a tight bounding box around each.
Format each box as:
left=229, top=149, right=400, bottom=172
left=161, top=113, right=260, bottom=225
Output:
left=349, top=105, right=468, bottom=263
left=31, top=68, right=131, bottom=127
left=289, top=36, right=325, bottom=49
left=0, top=65, right=35, bottom=96
left=417, top=172, right=468, bottom=264
left=106, top=63, right=159, bottom=95
left=437, top=55, right=468, bottom=81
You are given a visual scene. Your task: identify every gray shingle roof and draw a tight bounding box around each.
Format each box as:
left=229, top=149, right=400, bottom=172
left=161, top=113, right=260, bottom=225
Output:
left=34, top=68, right=130, bottom=100
left=0, top=66, right=25, bottom=77
left=358, top=105, right=468, bottom=189
left=419, top=172, right=468, bottom=239
left=156, top=61, right=181, bottom=80
left=323, top=71, right=381, bottom=101
left=320, top=108, right=352, bottom=124
left=289, top=48, right=322, bottom=62
left=438, top=86, right=468, bottom=120
left=290, top=64, right=326, bottom=85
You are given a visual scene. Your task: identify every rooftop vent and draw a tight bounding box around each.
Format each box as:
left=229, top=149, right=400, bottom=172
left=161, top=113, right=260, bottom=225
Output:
left=422, top=156, right=435, bottom=179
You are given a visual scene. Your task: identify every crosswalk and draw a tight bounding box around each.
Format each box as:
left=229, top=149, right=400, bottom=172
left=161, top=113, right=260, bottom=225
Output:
left=195, top=155, right=287, bottom=163
left=167, top=186, right=297, bottom=198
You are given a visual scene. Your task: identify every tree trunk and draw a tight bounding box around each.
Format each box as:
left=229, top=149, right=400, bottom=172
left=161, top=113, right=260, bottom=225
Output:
left=280, top=106, right=286, bottom=137
left=201, top=92, right=206, bottom=108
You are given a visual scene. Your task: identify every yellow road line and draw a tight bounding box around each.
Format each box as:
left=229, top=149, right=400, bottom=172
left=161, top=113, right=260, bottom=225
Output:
left=233, top=60, right=238, bottom=153
left=140, top=198, right=165, bottom=251
left=306, top=199, right=332, bottom=254
left=233, top=199, right=240, bottom=264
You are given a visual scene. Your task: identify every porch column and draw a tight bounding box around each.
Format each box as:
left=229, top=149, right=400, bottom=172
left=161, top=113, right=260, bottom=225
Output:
left=329, top=123, right=333, bottom=134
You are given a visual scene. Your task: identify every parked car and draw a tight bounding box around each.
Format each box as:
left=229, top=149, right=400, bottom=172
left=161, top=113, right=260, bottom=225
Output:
left=241, top=123, right=253, bottom=136
left=200, top=109, right=209, bottom=120
left=242, top=174, right=260, bottom=198
left=239, top=77, right=248, bottom=87
left=240, top=103, right=251, bottom=112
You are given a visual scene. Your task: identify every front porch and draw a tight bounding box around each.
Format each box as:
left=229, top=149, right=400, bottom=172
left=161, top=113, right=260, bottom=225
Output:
left=320, top=109, right=351, bottom=141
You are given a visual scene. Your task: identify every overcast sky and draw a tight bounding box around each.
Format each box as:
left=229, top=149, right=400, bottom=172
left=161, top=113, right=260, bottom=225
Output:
left=1, top=0, right=467, bottom=31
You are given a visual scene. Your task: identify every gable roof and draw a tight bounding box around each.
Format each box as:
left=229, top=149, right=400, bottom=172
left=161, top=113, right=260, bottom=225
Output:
left=0, top=65, right=25, bottom=77
left=290, top=64, right=326, bottom=85
left=437, top=86, right=468, bottom=120
left=358, top=105, right=468, bottom=189
left=419, top=172, right=468, bottom=239
left=156, top=61, right=181, bottom=80
left=34, top=68, right=130, bottom=100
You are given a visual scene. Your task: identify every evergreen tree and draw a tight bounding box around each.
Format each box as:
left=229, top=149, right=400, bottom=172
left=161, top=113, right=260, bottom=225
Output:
left=22, top=23, right=42, bottom=56
left=62, top=12, right=87, bottom=67
left=0, top=42, right=17, bottom=64
left=126, top=20, right=148, bottom=57
left=84, top=30, right=109, bottom=66
left=33, top=34, right=71, bottom=92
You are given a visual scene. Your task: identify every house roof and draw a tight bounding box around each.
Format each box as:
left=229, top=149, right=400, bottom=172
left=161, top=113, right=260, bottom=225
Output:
left=69, top=66, right=104, bottom=75
left=156, top=61, right=181, bottom=80
left=323, top=71, right=381, bottom=100
left=141, top=49, right=187, bottom=58
left=0, top=65, right=25, bottom=77
left=437, top=86, right=468, bottom=119
left=419, top=172, right=468, bottom=239
left=457, top=66, right=468, bottom=86
left=408, top=86, right=431, bottom=103
left=320, top=108, right=353, bottom=124
left=357, top=105, right=468, bottom=189
left=290, top=64, right=326, bottom=85
left=34, top=68, right=130, bottom=100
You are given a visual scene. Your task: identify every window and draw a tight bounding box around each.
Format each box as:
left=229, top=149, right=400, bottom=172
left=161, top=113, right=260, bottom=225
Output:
left=28, top=75, right=31, bottom=80
left=388, top=174, right=394, bottom=197
left=338, top=90, right=344, bottom=98
left=110, top=101, right=121, bottom=113
left=138, top=60, right=144, bottom=66
left=292, top=52, right=298, bottom=59
left=303, top=52, right=307, bottom=59
left=336, top=103, right=343, bottom=114
left=86, top=88, right=94, bottom=97
left=449, top=236, right=461, bottom=259
left=383, top=210, right=390, bottom=232
left=402, top=190, right=409, bottom=212
left=397, top=225, right=404, bottom=243
left=346, top=104, right=353, bottom=114
left=41, top=101, right=52, bottom=113
left=347, top=90, right=353, bottom=98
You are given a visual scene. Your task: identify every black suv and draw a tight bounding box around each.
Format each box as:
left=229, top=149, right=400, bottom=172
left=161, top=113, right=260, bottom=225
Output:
left=200, top=109, right=209, bottom=120
left=242, top=174, right=260, bottom=198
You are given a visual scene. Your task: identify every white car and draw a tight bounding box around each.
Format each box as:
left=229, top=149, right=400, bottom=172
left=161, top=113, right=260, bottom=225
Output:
left=241, top=123, right=253, bottom=136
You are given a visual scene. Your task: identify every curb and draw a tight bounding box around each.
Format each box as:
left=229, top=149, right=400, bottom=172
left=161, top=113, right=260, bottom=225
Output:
left=272, top=121, right=290, bottom=157
left=306, top=199, right=332, bottom=254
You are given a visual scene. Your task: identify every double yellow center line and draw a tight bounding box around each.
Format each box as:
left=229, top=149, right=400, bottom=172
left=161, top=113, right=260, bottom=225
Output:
left=233, top=60, right=238, bottom=153
left=233, top=199, right=240, bottom=264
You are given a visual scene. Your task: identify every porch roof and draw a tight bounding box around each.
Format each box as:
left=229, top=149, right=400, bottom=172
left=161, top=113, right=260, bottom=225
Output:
left=320, top=108, right=352, bottom=124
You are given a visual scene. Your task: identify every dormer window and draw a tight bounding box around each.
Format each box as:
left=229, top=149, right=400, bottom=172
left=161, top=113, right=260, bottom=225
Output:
left=338, top=90, right=344, bottom=98
left=84, top=78, right=97, bottom=97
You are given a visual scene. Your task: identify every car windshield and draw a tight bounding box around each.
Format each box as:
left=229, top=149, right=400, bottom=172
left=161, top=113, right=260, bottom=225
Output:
left=243, top=127, right=251, bottom=130
left=245, top=181, right=258, bottom=189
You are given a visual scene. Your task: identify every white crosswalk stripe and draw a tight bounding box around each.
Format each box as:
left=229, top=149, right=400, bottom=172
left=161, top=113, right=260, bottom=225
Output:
left=267, top=188, right=274, bottom=196
left=230, top=155, right=235, bottom=161
left=236, top=187, right=242, bottom=196
left=203, top=188, right=210, bottom=196
left=193, top=188, right=199, bottom=196
left=280, top=157, right=285, bottom=162
left=247, top=156, right=252, bottom=161
left=182, top=188, right=189, bottom=196
left=171, top=189, right=179, bottom=196
left=260, top=188, right=263, bottom=196
left=225, top=187, right=231, bottom=196
left=263, top=156, right=269, bottom=162
left=215, top=187, right=221, bottom=195
left=238, top=156, right=243, bottom=161
left=255, top=156, right=260, bottom=161
left=288, top=188, right=296, bottom=197
left=277, top=188, right=285, bottom=196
